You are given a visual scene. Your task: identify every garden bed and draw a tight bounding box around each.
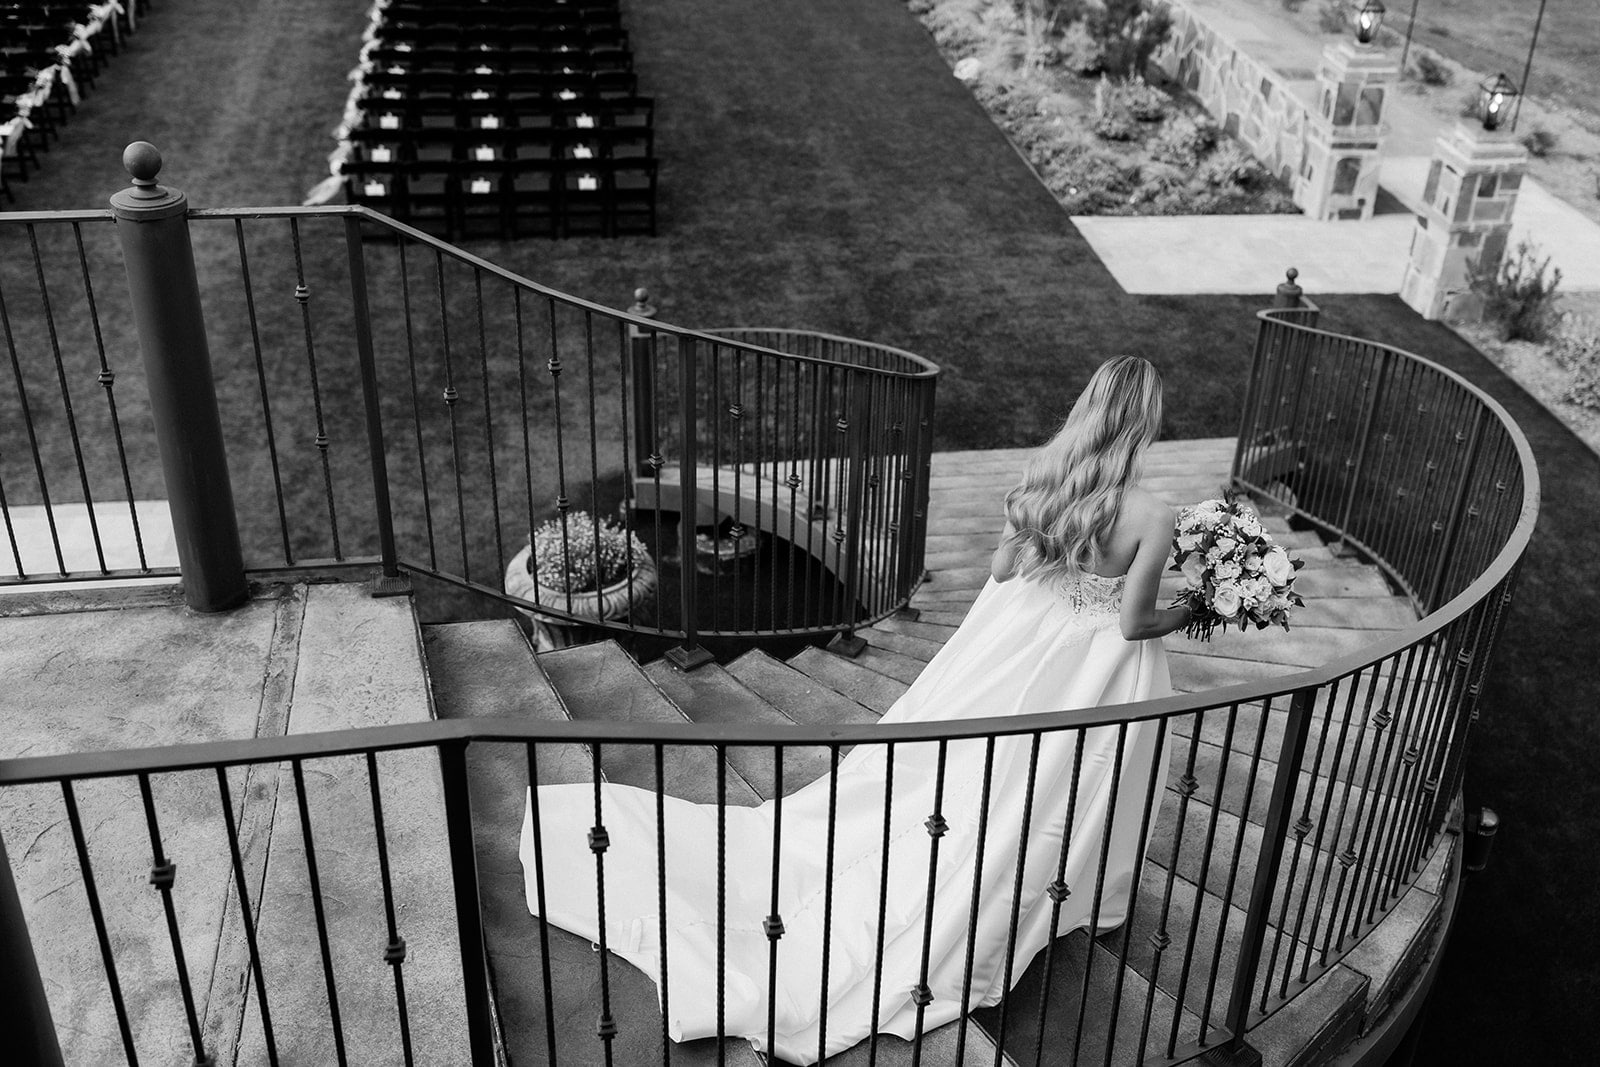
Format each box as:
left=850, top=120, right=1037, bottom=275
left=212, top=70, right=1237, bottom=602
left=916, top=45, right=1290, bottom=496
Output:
left=907, top=0, right=1299, bottom=216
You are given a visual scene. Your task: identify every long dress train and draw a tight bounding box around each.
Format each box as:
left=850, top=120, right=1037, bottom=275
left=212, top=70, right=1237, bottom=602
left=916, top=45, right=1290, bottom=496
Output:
left=520, top=570, right=1171, bottom=1064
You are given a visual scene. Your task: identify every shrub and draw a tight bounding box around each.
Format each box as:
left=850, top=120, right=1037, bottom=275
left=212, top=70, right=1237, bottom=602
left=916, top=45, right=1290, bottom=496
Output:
left=530, top=511, right=648, bottom=593
left=1412, top=52, right=1452, bottom=87
left=1317, top=0, right=1346, bottom=34
left=1056, top=18, right=1104, bottom=75
left=1120, top=77, right=1170, bottom=120
left=1550, top=327, right=1600, bottom=411
left=1088, top=0, right=1173, bottom=80
left=1152, top=113, right=1220, bottom=166
left=1469, top=240, right=1563, bottom=342
left=1195, top=143, right=1267, bottom=189
left=1521, top=127, right=1557, bottom=158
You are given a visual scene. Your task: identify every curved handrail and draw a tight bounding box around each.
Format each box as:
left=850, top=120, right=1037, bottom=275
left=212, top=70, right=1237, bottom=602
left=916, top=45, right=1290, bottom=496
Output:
left=0, top=203, right=1537, bottom=1061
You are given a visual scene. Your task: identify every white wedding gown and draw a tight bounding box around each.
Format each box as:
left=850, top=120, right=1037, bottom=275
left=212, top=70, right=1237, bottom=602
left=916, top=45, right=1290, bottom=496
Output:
left=521, top=570, right=1170, bottom=1064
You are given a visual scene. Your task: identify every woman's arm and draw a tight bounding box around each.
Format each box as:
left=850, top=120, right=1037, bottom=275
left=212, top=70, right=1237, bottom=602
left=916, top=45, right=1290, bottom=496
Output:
left=991, top=521, right=1018, bottom=582
left=1120, top=502, right=1192, bottom=641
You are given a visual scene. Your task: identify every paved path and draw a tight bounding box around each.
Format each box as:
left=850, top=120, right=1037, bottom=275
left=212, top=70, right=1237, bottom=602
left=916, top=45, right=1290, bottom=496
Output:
left=1073, top=0, right=1600, bottom=296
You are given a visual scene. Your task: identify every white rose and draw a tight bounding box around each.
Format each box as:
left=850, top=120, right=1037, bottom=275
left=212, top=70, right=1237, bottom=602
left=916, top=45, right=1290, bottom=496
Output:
left=1263, top=547, right=1294, bottom=585
left=1212, top=583, right=1242, bottom=618
left=1245, top=576, right=1273, bottom=603
left=1242, top=552, right=1264, bottom=573
left=1214, top=536, right=1238, bottom=556
left=1178, top=532, right=1205, bottom=552
left=1181, top=555, right=1207, bottom=588
left=1237, top=513, right=1263, bottom=538
left=1214, top=560, right=1242, bottom=581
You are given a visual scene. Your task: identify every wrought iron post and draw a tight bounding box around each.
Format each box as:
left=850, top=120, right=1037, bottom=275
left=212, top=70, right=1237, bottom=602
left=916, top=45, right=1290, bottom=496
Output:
left=438, top=742, right=496, bottom=1066
left=109, top=142, right=248, bottom=611
left=627, top=287, right=657, bottom=478
left=0, top=831, right=65, bottom=1067
left=1205, top=687, right=1317, bottom=1066
left=827, top=375, right=872, bottom=658
left=667, top=336, right=713, bottom=670
left=343, top=216, right=404, bottom=593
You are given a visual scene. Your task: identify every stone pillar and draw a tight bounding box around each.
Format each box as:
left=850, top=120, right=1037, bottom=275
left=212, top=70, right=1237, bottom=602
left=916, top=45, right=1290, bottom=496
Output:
left=1294, top=41, right=1398, bottom=221
left=1399, top=121, right=1529, bottom=320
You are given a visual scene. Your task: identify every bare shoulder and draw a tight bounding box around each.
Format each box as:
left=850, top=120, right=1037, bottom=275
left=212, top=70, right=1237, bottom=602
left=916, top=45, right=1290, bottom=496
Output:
left=1122, top=486, right=1175, bottom=534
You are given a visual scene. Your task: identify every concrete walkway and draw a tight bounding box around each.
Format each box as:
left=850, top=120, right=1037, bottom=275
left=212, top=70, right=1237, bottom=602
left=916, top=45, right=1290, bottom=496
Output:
left=1073, top=0, right=1600, bottom=296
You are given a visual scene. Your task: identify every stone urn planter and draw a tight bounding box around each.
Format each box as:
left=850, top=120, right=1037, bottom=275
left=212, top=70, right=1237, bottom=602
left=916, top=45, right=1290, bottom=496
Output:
left=504, top=512, right=658, bottom=651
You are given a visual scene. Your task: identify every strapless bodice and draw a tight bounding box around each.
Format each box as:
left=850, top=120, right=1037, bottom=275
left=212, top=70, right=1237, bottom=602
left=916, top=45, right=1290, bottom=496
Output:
left=1043, top=571, right=1124, bottom=616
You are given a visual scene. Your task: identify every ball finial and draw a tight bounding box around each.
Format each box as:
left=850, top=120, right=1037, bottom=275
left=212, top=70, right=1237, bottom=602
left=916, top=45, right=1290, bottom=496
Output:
left=1285, top=267, right=1299, bottom=284
left=123, top=142, right=162, bottom=187
left=629, top=286, right=656, bottom=318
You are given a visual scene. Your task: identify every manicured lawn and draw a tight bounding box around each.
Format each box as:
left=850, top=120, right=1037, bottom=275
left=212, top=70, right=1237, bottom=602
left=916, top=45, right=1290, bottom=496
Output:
left=1, top=0, right=1595, bottom=1063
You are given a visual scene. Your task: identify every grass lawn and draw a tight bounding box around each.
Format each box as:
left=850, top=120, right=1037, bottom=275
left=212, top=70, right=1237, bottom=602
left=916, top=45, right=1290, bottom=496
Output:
left=1, top=0, right=1596, bottom=1063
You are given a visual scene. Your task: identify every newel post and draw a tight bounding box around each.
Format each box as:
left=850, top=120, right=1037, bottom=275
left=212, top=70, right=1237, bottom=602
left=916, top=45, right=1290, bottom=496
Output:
left=110, top=142, right=248, bottom=611
left=0, top=830, right=65, bottom=1067
left=627, top=286, right=657, bottom=479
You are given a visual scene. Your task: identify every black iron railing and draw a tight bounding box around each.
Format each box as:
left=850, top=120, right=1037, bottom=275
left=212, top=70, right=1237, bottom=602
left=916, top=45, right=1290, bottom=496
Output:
left=0, top=171, right=1538, bottom=1066
left=0, top=168, right=937, bottom=656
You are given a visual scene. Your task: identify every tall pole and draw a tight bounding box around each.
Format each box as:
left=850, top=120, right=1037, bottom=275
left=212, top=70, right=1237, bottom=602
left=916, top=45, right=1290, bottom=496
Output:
left=1399, top=0, right=1422, bottom=74
left=109, top=142, right=249, bottom=611
left=1511, top=0, right=1548, bottom=132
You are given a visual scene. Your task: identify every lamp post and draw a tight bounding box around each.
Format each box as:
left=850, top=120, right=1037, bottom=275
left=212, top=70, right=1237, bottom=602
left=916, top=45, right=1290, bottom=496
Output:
left=1354, top=0, right=1386, bottom=46
left=1477, top=73, right=1519, bottom=133
left=1511, top=0, right=1547, bottom=132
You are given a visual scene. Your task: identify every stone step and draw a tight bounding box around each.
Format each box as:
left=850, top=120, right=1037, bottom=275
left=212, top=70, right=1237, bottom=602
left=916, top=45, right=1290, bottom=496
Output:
left=423, top=623, right=763, bottom=1067
left=642, top=658, right=834, bottom=797
left=973, top=925, right=1203, bottom=1067
left=857, top=623, right=946, bottom=664
left=539, top=640, right=763, bottom=808
left=870, top=615, right=960, bottom=647
left=724, top=649, right=883, bottom=730
left=785, top=645, right=907, bottom=716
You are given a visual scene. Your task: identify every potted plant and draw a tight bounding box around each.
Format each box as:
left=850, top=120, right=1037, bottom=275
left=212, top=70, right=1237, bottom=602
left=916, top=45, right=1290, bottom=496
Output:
left=504, top=510, right=657, bottom=650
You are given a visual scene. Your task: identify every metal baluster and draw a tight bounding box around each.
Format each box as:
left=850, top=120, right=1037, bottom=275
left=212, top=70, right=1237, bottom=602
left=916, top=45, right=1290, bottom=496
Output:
left=732, top=352, right=746, bottom=631
left=514, top=292, right=539, bottom=608
left=992, top=733, right=1043, bottom=1060
left=291, top=759, right=348, bottom=1066
left=717, top=748, right=728, bottom=1063
left=74, top=221, right=148, bottom=571
left=234, top=220, right=293, bottom=565
left=953, top=737, right=996, bottom=1067
left=344, top=218, right=400, bottom=583
left=765, top=749, right=785, bottom=1062
left=1198, top=700, right=1273, bottom=1043
left=476, top=273, right=506, bottom=579
left=214, top=767, right=279, bottom=1065
left=816, top=746, right=841, bottom=1064
left=60, top=780, right=137, bottom=1064
left=1168, top=704, right=1238, bottom=1059
left=27, top=223, right=105, bottom=572
left=1213, top=689, right=1315, bottom=1061
left=711, top=345, right=724, bottom=631
left=289, top=219, right=343, bottom=561
left=1109, top=718, right=1169, bottom=1067
left=0, top=270, right=64, bottom=574
left=1262, top=683, right=1341, bottom=1008
left=583, top=312, right=605, bottom=625
left=548, top=298, right=574, bottom=615
left=588, top=746, right=618, bottom=1066
left=1139, top=714, right=1197, bottom=1059
left=669, top=338, right=710, bottom=667
left=137, top=772, right=214, bottom=1066
left=868, top=741, right=899, bottom=1067
left=1033, top=729, right=1086, bottom=1067
left=438, top=744, right=494, bottom=1066
left=365, top=754, right=414, bottom=1066
left=397, top=240, right=438, bottom=570
left=1299, top=679, right=1371, bottom=981
left=525, top=744, right=560, bottom=1066
left=908, top=739, right=950, bottom=1067
left=655, top=744, right=671, bottom=1067
left=1071, top=724, right=1127, bottom=1064
left=434, top=251, right=471, bottom=581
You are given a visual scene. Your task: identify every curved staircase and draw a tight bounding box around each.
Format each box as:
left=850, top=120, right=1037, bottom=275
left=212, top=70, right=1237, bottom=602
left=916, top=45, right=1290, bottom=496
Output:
left=421, top=438, right=1448, bottom=1067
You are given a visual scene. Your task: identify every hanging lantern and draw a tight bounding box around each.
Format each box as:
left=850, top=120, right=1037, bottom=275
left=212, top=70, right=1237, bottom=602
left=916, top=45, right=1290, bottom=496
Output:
left=1477, top=73, right=1519, bottom=131
left=1354, top=0, right=1386, bottom=45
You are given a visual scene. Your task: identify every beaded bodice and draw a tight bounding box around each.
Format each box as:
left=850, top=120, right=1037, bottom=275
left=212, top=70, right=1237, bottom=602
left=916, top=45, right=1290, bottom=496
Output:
left=1053, top=571, right=1125, bottom=616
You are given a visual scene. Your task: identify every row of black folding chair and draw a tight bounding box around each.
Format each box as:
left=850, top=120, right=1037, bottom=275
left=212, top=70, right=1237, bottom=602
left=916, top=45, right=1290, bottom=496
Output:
left=347, top=125, right=651, bottom=164
left=371, top=22, right=625, bottom=47
left=355, top=93, right=652, bottom=130
left=360, top=66, right=638, bottom=99
left=347, top=157, right=655, bottom=239
left=380, top=1, right=622, bottom=22
left=364, top=47, right=632, bottom=77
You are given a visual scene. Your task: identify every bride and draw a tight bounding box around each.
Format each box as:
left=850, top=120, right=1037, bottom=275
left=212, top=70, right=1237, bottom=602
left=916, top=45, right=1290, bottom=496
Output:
left=521, top=355, right=1194, bottom=1063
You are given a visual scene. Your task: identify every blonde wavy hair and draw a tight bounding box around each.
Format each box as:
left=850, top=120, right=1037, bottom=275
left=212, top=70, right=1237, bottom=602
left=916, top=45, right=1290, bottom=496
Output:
left=1000, top=355, right=1164, bottom=582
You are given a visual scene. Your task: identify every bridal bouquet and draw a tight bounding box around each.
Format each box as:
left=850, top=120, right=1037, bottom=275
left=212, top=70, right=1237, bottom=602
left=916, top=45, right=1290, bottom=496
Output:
left=1170, top=497, right=1303, bottom=641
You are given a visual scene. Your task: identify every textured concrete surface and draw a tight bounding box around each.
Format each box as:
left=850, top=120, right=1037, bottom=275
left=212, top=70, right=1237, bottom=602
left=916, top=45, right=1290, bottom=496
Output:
left=0, top=581, right=456, bottom=1066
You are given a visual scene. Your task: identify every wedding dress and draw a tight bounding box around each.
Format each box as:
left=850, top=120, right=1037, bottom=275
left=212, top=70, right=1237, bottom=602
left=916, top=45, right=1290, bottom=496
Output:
left=520, top=569, right=1171, bottom=1064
